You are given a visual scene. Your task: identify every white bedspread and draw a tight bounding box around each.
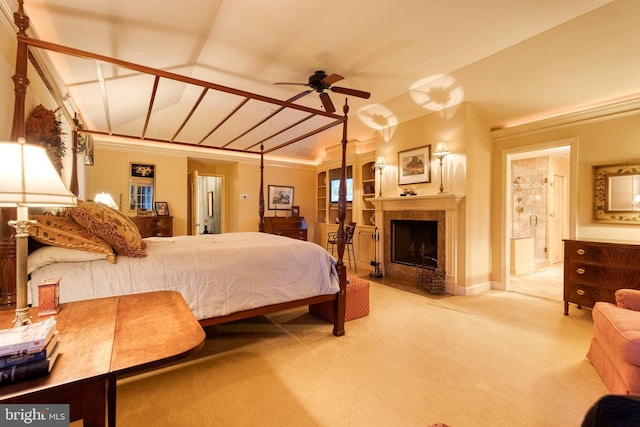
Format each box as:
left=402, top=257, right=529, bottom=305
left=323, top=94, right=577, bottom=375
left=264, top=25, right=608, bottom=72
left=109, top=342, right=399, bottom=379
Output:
left=29, top=232, right=339, bottom=320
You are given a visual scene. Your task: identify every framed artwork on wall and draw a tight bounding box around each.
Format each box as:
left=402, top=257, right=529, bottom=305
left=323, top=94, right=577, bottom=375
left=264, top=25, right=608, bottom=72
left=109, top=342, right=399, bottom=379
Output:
left=207, top=191, right=215, bottom=217
left=398, top=145, right=431, bottom=185
left=268, top=185, right=294, bottom=210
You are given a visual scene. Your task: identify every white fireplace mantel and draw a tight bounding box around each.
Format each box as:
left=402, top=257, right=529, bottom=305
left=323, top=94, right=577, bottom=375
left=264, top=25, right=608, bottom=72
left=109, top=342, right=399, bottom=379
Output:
left=369, top=193, right=465, bottom=212
left=370, top=193, right=465, bottom=294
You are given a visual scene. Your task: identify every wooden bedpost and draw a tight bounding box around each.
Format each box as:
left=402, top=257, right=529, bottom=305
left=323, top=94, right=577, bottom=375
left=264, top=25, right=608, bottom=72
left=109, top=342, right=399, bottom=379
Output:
left=1, top=0, right=30, bottom=307
left=70, top=114, right=80, bottom=196
left=332, top=100, right=349, bottom=337
left=258, top=144, right=265, bottom=232
left=10, top=0, right=29, bottom=142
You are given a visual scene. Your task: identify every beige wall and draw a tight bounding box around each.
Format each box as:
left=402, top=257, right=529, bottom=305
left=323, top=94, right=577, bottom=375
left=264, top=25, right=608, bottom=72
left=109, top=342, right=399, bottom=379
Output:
left=87, top=146, right=189, bottom=234
left=187, top=157, right=315, bottom=236
left=491, top=103, right=640, bottom=285
left=372, top=103, right=493, bottom=293
left=84, top=144, right=315, bottom=237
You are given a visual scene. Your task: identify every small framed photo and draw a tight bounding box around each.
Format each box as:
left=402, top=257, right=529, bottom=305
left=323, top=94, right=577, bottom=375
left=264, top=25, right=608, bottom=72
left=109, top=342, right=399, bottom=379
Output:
left=268, top=185, right=294, bottom=210
left=38, top=278, right=61, bottom=316
left=291, top=206, right=300, bottom=217
left=398, top=145, right=431, bottom=185
left=155, top=201, right=170, bottom=216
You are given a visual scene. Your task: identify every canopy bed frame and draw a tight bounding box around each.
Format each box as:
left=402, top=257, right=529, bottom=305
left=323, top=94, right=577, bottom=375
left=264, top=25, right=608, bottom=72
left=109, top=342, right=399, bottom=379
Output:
left=1, top=0, right=352, bottom=336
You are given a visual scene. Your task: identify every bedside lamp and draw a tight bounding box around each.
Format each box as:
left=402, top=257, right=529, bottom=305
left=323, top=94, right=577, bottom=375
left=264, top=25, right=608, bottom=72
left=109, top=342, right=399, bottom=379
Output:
left=94, top=192, right=119, bottom=210
left=374, top=156, right=387, bottom=197
left=432, top=141, right=451, bottom=194
left=0, top=138, right=77, bottom=326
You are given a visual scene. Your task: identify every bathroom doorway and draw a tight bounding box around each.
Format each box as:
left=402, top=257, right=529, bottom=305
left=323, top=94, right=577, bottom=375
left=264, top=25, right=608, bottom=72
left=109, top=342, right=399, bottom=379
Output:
left=506, top=145, right=570, bottom=301
left=188, top=171, right=224, bottom=235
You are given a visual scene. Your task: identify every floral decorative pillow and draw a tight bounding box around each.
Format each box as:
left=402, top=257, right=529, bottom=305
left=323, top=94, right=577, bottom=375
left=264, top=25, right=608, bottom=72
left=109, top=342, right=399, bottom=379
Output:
left=64, top=201, right=147, bottom=257
left=28, top=214, right=116, bottom=263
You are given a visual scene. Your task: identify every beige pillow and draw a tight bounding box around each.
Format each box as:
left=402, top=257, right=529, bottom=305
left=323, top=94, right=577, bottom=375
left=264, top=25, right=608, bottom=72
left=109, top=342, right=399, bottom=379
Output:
left=28, top=245, right=109, bottom=274
left=65, top=201, right=147, bottom=257
left=28, top=214, right=116, bottom=263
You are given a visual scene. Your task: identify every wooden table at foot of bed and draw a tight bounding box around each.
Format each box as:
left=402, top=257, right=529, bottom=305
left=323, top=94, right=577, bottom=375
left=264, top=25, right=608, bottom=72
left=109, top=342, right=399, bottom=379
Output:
left=0, top=291, right=206, bottom=427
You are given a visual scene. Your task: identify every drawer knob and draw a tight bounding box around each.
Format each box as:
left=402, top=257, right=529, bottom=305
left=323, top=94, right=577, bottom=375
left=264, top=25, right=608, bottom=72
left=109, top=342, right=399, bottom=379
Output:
left=576, top=268, right=585, bottom=275
left=576, top=289, right=586, bottom=296
left=576, top=249, right=585, bottom=255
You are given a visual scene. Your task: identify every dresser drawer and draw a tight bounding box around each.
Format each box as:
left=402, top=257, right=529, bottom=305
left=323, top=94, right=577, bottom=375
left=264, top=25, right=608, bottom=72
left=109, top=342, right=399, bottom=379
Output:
left=567, top=261, right=640, bottom=288
left=566, top=241, right=640, bottom=266
left=563, top=283, right=616, bottom=309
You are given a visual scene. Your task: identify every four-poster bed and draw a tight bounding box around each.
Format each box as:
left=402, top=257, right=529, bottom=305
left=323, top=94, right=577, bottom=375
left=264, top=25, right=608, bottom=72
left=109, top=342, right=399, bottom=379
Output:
left=1, top=1, right=354, bottom=336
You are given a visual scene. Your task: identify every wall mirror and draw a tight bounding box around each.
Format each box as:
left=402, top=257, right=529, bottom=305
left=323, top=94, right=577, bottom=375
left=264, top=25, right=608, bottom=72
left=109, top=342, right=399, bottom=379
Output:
left=593, top=160, right=640, bottom=223
left=129, top=163, right=155, bottom=213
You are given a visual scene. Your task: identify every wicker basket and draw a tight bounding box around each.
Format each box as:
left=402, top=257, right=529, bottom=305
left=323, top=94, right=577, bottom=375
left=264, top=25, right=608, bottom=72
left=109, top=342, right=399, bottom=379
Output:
left=416, top=266, right=446, bottom=295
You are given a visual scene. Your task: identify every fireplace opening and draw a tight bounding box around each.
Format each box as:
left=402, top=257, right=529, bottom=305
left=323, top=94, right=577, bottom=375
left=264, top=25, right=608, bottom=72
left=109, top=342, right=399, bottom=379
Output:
left=391, top=219, right=438, bottom=268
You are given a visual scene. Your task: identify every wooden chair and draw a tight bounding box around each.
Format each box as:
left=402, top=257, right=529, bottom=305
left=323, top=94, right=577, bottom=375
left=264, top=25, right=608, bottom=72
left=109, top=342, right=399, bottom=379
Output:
left=327, top=222, right=357, bottom=272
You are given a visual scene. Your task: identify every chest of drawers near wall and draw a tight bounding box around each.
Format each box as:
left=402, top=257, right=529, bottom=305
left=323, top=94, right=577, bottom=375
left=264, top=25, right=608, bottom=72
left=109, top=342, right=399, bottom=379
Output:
left=131, top=216, right=173, bottom=238
left=263, top=217, right=307, bottom=241
left=563, top=239, right=640, bottom=315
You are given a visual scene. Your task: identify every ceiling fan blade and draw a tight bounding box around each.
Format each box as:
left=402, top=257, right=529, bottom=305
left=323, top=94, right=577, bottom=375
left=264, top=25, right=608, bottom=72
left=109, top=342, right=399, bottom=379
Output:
left=321, top=73, right=344, bottom=86
left=286, top=89, right=313, bottom=102
left=319, top=92, right=336, bottom=113
left=331, top=86, right=371, bottom=99
left=273, top=81, right=309, bottom=86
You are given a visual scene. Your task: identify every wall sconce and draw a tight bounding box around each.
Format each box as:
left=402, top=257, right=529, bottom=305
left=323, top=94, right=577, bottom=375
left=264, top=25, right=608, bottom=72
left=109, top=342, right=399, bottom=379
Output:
left=374, top=156, right=387, bottom=197
left=0, top=138, right=77, bottom=326
left=432, top=141, right=451, bottom=194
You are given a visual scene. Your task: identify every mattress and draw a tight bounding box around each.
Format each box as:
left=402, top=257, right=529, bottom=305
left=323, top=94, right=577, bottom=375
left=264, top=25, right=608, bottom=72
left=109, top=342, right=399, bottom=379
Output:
left=29, top=232, right=339, bottom=321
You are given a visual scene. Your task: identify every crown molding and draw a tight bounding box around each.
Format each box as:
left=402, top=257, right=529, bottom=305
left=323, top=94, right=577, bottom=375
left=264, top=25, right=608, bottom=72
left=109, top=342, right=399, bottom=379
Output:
left=491, top=97, right=640, bottom=141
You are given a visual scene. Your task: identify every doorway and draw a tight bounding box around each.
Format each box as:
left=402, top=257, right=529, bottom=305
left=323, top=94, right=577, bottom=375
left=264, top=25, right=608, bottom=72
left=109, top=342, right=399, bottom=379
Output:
left=506, top=144, right=571, bottom=301
left=189, top=171, right=224, bottom=235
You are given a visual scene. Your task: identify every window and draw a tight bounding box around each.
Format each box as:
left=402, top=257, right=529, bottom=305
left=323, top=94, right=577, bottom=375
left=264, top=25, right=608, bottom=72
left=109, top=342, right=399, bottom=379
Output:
left=129, top=163, right=155, bottom=211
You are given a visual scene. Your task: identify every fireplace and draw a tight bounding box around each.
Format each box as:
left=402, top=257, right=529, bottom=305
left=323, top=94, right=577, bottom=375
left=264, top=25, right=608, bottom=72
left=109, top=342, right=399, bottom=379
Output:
left=383, top=209, right=445, bottom=283
left=391, top=219, right=439, bottom=269
left=370, top=193, right=464, bottom=294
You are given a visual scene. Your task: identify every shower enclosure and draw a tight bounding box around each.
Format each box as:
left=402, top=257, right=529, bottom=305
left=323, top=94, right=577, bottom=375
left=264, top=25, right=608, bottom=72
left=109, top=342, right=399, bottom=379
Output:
left=511, top=158, right=549, bottom=273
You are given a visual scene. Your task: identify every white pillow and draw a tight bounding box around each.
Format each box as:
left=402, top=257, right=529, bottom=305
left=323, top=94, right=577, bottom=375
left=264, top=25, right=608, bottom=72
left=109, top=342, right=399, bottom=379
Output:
left=28, top=246, right=108, bottom=274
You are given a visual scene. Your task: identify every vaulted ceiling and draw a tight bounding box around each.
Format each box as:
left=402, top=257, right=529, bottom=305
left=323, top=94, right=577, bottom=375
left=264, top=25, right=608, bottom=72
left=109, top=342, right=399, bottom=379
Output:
left=4, top=0, right=639, bottom=162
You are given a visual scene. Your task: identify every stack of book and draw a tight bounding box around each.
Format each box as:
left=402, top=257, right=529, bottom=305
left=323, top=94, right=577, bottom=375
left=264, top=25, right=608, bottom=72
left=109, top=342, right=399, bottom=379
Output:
left=0, top=316, right=60, bottom=385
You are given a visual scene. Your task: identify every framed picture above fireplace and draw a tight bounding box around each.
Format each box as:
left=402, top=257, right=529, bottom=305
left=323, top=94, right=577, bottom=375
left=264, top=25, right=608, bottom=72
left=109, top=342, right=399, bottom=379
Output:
left=398, top=145, right=431, bottom=185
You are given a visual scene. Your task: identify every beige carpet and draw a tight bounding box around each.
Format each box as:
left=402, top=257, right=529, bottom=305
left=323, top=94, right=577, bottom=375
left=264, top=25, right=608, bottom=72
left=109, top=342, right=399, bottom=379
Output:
left=114, top=279, right=607, bottom=427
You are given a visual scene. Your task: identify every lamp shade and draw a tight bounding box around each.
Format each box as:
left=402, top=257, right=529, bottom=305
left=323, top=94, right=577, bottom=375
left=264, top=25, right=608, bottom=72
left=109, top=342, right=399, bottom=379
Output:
left=374, top=155, right=387, bottom=169
left=433, top=141, right=450, bottom=158
left=94, top=192, right=119, bottom=210
left=0, top=138, right=77, bottom=207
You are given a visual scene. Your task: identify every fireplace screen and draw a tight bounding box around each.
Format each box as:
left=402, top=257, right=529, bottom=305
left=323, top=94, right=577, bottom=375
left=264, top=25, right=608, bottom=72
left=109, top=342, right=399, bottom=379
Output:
left=391, top=219, right=438, bottom=268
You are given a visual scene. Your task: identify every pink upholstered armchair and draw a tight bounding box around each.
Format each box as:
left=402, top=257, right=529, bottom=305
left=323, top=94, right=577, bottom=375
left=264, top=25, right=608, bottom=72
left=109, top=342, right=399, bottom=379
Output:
left=587, top=289, right=640, bottom=395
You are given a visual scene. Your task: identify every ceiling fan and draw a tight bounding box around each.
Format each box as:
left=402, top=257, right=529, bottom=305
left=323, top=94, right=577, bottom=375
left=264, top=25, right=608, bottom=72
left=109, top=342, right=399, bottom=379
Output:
left=274, top=70, right=371, bottom=113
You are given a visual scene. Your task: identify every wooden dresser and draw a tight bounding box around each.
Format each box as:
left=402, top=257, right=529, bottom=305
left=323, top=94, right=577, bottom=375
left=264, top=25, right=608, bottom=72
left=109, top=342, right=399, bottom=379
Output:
left=563, top=239, right=640, bottom=315
left=263, top=216, right=307, bottom=241
left=131, top=216, right=173, bottom=238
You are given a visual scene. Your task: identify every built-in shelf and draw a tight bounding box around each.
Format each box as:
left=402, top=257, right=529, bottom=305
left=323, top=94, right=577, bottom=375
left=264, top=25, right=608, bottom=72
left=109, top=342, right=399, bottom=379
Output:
left=362, top=161, right=376, bottom=225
